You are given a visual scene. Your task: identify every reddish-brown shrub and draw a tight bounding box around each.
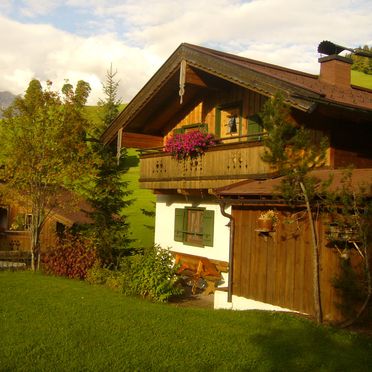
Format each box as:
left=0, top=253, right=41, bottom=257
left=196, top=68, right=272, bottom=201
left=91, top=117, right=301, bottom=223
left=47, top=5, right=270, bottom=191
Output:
left=42, top=232, right=98, bottom=279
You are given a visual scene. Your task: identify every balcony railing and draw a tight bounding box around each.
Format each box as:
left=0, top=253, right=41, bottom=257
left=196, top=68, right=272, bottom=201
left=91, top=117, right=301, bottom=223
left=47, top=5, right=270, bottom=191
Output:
left=138, top=134, right=274, bottom=190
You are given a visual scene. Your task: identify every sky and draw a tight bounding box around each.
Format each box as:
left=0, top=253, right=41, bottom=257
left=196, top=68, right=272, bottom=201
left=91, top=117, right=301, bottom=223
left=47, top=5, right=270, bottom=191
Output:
left=0, top=0, right=371, bottom=104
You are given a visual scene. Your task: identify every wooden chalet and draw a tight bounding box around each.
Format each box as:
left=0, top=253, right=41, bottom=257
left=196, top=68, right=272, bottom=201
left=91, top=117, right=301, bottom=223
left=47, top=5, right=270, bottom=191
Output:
left=103, top=43, right=372, bottom=321
left=0, top=191, right=92, bottom=267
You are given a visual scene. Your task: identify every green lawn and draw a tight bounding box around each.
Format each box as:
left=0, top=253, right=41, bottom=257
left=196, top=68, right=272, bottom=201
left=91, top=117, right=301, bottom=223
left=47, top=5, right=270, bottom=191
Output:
left=1, top=272, right=372, bottom=371
left=351, top=70, right=372, bottom=89
left=122, top=148, right=155, bottom=249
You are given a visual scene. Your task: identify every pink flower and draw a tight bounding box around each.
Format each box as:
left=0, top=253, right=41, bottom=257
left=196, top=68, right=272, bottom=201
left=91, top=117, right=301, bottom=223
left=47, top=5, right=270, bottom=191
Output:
left=164, top=130, right=216, bottom=160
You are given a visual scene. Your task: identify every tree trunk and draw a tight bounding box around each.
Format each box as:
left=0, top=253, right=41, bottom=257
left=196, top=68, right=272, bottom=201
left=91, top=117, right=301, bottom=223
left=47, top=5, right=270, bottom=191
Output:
left=300, top=181, right=323, bottom=323
left=30, top=214, right=42, bottom=271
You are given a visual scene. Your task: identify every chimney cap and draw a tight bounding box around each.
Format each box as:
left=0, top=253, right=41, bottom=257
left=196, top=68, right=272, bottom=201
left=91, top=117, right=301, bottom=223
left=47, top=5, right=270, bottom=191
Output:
left=318, top=55, right=352, bottom=64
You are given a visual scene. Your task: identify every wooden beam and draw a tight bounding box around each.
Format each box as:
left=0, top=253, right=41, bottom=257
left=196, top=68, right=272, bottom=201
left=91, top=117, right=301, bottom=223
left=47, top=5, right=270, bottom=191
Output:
left=121, top=132, right=163, bottom=149
left=185, top=65, right=208, bottom=87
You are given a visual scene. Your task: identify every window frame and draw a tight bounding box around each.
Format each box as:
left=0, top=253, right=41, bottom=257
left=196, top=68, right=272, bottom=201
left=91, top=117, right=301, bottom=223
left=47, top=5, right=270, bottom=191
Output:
left=215, top=102, right=243, bottom=138
left=174, top=207, right=214, bottom=247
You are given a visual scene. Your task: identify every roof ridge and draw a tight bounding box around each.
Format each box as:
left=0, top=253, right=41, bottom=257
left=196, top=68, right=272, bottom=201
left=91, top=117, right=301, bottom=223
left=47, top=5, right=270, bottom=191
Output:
left=182, top=43, right=318, bottom=80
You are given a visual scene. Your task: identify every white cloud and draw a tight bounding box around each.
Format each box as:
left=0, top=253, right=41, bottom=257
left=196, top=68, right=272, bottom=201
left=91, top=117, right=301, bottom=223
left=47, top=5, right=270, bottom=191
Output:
left=0, top=0, right=371, bottom=104
left=0, top=15, right=160, bottom=104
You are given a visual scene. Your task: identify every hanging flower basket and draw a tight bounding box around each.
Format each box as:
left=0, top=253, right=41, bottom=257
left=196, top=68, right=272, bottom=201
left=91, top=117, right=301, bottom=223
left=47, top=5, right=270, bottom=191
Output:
left=164, top=130, right=216, bottom=160
left=256, top=210, right=278, bottom=232
left=257, top=218, right=274, bottom=232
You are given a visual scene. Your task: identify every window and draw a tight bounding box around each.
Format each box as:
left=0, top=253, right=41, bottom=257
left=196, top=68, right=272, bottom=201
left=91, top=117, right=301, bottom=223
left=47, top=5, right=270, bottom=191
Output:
left=174, top=208, right=214, bottom=247
left=0, top=207, right=8, bottom=231
left=24, top=214, right=33, bottom=230
left=215, top=103, right=242, bottom=139
left=56, top=222, right=66, bottom=237
left=173, top=123, right=208, bottom=135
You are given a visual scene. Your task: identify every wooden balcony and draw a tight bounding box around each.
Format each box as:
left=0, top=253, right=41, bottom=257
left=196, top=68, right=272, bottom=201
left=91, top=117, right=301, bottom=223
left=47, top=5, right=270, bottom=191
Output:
left=138, top=136, right=274, bottom=190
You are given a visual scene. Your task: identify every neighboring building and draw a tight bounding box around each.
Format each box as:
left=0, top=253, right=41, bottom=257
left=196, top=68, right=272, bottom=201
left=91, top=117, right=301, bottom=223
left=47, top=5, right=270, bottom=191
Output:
left=102, top=43, right=372, bottom=321
left=0, top=191, right=92, bottom=253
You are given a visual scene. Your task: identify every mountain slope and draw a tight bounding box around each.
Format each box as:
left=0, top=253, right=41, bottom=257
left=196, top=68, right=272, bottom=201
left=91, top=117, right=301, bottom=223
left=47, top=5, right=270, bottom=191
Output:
left=0, top=91, right=16, bottom=110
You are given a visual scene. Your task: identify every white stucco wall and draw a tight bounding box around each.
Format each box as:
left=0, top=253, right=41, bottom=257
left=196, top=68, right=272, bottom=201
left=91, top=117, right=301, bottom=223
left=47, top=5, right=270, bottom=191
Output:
left=214, top=290, right=299, bottom=313
left=154, top=195, right=231, bottom=263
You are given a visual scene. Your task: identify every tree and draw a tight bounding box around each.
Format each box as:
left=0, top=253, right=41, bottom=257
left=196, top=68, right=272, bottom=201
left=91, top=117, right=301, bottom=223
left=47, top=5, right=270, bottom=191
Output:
left=260, top=93, right=328, bottom=323
left=0, top=79, right=92, bottom=270
left=83, top=144, right=133, bottom=266
left=81, top=65, right=132, bottom=267
left=97, top=64, right=122, bottom=134
left=346, top=45, right=372, bottom=75
left=322, top=170, right=372, bottom=326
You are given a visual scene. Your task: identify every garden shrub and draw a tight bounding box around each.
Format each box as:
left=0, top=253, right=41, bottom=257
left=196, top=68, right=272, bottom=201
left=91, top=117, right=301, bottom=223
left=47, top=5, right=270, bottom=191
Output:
left=86, top=263, right=126, bottom=292
left=43, top=232, right=97, bottom=279
left=85, top=262, right=112, bottom=285
left=120, top=245, right=183, bottom=302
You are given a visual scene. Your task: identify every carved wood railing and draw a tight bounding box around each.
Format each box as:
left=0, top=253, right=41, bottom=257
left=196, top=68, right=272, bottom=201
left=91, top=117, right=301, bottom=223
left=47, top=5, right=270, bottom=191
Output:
left=139, top=136, right=274, bottom=189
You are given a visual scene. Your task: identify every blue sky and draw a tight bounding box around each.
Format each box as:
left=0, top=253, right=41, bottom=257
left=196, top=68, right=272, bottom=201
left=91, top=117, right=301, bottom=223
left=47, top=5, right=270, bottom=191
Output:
left=0, top=0, right=371, bottom=104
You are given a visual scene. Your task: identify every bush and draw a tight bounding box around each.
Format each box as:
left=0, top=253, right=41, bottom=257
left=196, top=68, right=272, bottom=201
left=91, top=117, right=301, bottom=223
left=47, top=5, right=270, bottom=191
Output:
left=120, top=246, right=183, bottom=302
left=85, top=262, right=112, bottom=285
left=86, top=263, right=126, bottom=292
left=42, top=232, right=97, bottom=279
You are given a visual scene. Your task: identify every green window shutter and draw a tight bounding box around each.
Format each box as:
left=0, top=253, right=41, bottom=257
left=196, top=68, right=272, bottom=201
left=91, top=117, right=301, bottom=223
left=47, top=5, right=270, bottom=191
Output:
left=199, top=123, right=208, bottom=133
left=174, top=208, right=185, bottom=242
left=173, top=128, right=185, bottom=134
left=247, top=114, right=263, bottom=141
left=202, top=210, right=214, bottom=247
left=215, top=108, right=221, bottom=138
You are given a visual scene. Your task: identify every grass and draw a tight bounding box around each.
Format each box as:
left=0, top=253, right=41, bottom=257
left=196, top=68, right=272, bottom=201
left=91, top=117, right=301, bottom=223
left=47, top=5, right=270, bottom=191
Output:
left=351, top=70, right=372, bottom=89
left=1, top=271, right=372, bottom=371
left=122, top=148, right=155, bottom=249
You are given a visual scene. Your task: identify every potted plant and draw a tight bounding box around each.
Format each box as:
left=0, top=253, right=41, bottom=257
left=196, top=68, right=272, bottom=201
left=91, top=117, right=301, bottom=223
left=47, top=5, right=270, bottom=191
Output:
left=164, top=130, right=216, bottom=160
left=257, top=210, right=278, bottom=232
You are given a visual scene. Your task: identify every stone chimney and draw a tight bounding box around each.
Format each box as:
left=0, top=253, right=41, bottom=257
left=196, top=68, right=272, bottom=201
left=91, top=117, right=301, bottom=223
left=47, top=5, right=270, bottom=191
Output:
left=318, top=55, right=352, bottom=88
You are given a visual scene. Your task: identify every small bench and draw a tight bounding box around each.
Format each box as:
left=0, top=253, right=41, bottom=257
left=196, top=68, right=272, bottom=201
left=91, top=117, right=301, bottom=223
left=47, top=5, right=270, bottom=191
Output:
left=174, top=252, right=229, bottom=295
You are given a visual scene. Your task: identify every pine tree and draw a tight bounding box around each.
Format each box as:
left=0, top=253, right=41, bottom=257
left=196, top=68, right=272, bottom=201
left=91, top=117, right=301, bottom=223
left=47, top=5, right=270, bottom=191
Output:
left=83, top=65, right=133, bottom=267
left=97, top=64, right=122, bottom=134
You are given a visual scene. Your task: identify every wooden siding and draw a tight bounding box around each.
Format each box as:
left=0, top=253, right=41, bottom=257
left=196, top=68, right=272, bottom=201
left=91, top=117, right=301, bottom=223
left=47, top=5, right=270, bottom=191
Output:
left=232, top=207, right=352, bottom=322
left=122, top=132, right=163, bottom=149
left=139, top=142, right=273, bottom=189
left=165, top=86, right=267, bottom=141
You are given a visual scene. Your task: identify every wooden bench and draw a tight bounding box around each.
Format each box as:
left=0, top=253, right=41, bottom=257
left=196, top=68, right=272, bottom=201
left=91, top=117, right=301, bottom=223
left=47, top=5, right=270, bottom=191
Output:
left=174, top=252, right=229, bottom=295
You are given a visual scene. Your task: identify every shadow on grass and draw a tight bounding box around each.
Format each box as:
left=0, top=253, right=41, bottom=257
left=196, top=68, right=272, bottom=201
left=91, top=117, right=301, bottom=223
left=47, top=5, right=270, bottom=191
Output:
left=249, top=314, right=372, bottom=371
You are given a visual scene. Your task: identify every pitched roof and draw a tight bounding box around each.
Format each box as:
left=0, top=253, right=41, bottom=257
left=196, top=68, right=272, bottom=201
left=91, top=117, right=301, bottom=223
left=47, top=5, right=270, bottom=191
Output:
left=215, top=168, right=372, bottom=197
left=50, top=190, right=93, bottom=226
left=102, top=43, right=372, bottom=144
